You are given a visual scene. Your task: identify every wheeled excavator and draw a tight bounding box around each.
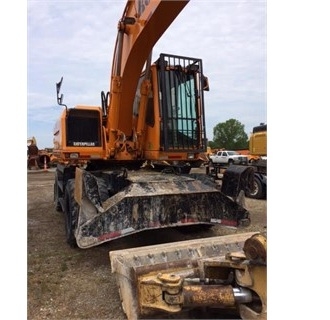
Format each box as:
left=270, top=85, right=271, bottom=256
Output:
left=52, top=1, right=266, bottom=319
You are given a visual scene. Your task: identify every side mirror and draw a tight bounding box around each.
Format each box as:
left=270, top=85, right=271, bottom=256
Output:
left=56, top=77, right=63, bottom=95
left=56, top=77, right=67, bottom=109
left=203, top=76, right=209, bottom=91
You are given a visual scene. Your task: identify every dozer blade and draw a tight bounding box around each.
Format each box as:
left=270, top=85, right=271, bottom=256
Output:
left=110, top=232, right=258, bottom=319
left=74, top=168, right=251, bottom=248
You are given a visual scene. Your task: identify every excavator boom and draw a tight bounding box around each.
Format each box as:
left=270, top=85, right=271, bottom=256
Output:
left=108, top=0, right=189, bottom=142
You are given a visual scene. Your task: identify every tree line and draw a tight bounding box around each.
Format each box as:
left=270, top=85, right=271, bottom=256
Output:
left=208, top=118, right=249, bottom=150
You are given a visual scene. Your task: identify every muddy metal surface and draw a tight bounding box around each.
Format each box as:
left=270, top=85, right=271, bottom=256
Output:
left=27, top=168, right=266, bottom=320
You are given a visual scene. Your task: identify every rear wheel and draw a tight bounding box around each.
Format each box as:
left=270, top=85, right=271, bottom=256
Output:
left=64, top=179, right=79, bottom=247
left=228, top=159, right=234, bottom=165
left=246, top=177, right=263, bottom=199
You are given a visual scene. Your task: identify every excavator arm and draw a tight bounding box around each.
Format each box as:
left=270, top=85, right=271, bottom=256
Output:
left=107, top=0, right=189, bottom=155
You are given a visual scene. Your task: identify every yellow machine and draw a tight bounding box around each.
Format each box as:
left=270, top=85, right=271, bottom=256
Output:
left=111, top=232, right=266, bottom=319
left=246, top=124, right=267, bottom=199
left=53, top=0, right=254, bottom=248
left=249, top=123, right=267, bottom=161
left=52, top=1, right=265, bottom=318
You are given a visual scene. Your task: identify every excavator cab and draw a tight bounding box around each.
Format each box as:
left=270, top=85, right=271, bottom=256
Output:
left=137, top=53, right=209, bottom=170
left=157, top=54, right=206, bottom=152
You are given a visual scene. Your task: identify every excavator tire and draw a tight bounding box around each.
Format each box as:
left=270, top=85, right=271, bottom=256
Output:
left=54, top=173, right=62, bottom=212
left=247, top=177, right=264, bottom=199
left=64, top=179, right=79, bottom=247
left=96, top=176, right=109, bottom=202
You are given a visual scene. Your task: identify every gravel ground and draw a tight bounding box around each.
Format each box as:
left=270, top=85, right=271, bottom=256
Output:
left=27, top=169, right=266, bottom=320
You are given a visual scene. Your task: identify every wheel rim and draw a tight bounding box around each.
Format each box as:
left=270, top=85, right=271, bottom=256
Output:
left=250, top=181, right=259, bottom=196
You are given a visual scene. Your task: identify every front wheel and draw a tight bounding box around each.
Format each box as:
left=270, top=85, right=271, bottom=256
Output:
left=64, top=179, right=79, bottom=247
left=54, top=174, right=62, bottom=212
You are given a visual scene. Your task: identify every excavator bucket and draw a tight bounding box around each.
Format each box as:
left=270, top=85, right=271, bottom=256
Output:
left=110, top=232, right=267, bottom=319
left=73, top=167, right=252, bottom=249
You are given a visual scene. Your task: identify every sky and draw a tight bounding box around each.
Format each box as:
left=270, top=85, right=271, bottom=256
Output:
left=27, top=0, right=267, bottom=149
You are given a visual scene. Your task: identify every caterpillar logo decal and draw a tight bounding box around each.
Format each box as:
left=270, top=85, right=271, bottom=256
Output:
left=73, top=142, right=96, bottom=147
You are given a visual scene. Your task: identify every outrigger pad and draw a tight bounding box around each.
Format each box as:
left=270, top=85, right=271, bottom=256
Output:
left=221, top=165, right=255, bottom=199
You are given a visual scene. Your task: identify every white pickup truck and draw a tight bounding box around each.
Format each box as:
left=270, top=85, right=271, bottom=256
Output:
left=209, top=150, right=248, bottom=165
